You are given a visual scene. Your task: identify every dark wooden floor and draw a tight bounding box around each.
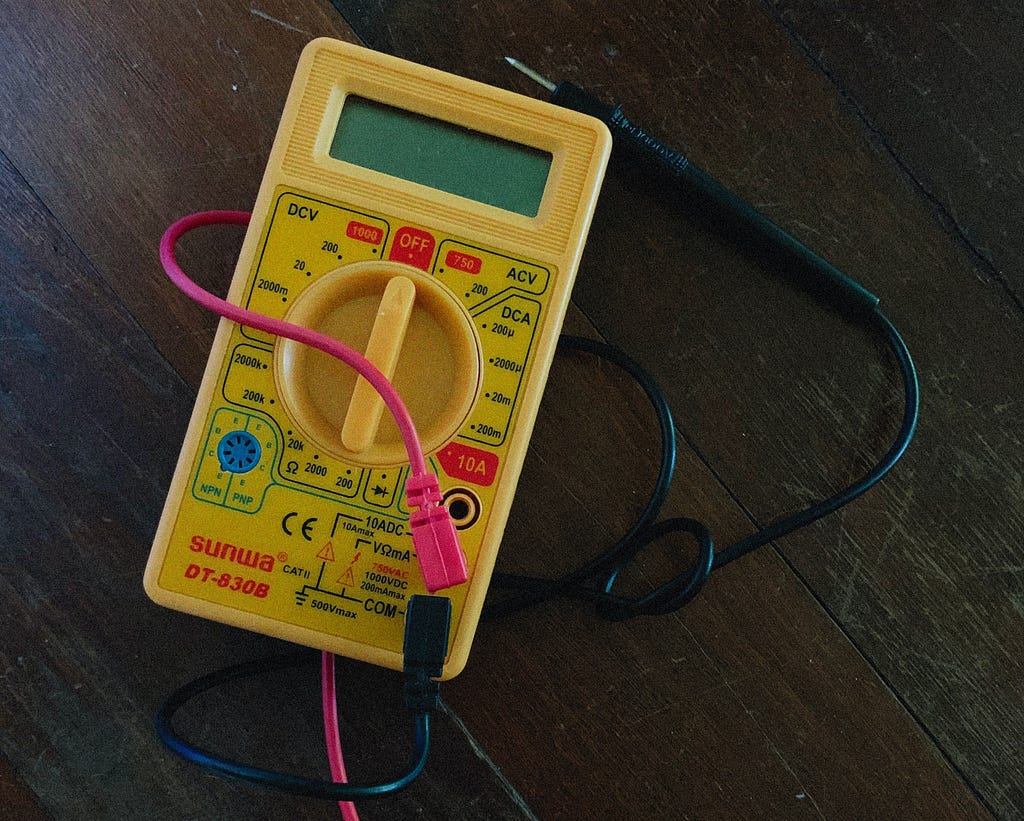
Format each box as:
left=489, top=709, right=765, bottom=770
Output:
left=2, top=1, right=1021, bottom=818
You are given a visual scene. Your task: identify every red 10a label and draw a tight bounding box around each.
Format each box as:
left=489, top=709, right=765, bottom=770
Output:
left=438, top=442, right=499, bottom=486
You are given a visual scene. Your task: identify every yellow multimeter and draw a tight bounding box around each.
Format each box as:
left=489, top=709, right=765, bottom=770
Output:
left=145, top=38, right=611, bottom=678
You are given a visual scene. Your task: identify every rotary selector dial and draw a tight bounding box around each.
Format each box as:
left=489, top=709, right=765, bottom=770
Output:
left=274, top=261, right=482, bottom=467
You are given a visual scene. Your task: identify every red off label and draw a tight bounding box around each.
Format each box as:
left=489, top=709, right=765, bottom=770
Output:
left=388, top=226, right=435, bottom=270
left=444, top=249, right=482, bottom=274
left=438, top=443, right=499, bottom=487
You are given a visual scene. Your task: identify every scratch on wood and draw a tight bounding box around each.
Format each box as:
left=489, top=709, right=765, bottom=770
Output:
left=835, top=548, right=863, bottom=623
left=674, top=624, right=829, bottom=816
left=719, top=673, right=828, bottom=819
left=249, top=7, right=312, bottom=37
left=936, top=22, right=978, bottom=62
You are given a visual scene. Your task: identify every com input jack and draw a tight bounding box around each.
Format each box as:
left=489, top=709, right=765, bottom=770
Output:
left=442, top=488, right=481, bottom=530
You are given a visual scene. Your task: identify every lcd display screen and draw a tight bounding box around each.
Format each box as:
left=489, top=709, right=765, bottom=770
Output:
left=329, top=96, right=552, bottom=217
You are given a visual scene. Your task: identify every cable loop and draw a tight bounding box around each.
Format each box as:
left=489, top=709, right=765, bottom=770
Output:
left=485, top=334, right=685, bottom=621
left=596, top=517, right=714, bottom=620
left=156, top=652, right=430, bottom=800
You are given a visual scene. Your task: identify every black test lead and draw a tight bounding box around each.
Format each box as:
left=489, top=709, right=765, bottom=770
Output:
left=505, top=56, right=882, bottom=316
left=500, top=55, right=919, bottom=579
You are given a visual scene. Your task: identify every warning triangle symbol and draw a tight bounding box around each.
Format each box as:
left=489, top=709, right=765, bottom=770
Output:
left=316, top=541, right=335, bottom=561
left=338, top=567, right=355, bottom=587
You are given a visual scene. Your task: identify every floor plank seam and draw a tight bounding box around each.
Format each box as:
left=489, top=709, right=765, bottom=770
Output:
left=767, top=543, right=999, bottom=819
left=757, top=1, right=1024, bottom=322
left=682, top=422, right=998, bottom=816
left=0, top=146, right=195, bottom=393
left=438, top=700, right=540, bottom=820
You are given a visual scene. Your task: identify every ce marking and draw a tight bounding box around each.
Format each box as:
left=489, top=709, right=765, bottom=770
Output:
left=282, top=511, right=318, bottom=541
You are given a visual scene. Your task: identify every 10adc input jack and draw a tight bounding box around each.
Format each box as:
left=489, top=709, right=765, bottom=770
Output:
left=442, top=488, right=481, bottom=530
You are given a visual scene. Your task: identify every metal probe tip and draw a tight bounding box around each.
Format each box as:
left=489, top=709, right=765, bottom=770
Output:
left=504, top=57, right=556, bottom=93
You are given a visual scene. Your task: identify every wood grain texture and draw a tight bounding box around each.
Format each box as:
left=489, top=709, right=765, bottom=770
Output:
left=756, top=5, right=1024, bottom=812
left=0, top=754, right=49, bottom=821
left=1, top=0, right=1017, bottom=817
left=766, top=0, right=1024, bottom=309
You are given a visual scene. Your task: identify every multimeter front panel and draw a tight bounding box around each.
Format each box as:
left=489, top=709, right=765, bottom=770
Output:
left=145, top=39, right=610, bottom=677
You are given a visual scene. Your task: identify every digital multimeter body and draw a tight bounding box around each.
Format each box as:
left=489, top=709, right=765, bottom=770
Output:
left=145, top=38, right=611, bottom=678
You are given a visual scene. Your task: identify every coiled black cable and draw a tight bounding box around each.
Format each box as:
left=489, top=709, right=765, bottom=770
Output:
left=156, top=594, right=451, bottom=801
left=486, top=307, right=917, bottom=621
left=485, top=335, right=714, bottom=621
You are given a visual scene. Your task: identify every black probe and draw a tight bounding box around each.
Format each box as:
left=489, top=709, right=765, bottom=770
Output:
left=505, top=57, right=881, bottom=317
